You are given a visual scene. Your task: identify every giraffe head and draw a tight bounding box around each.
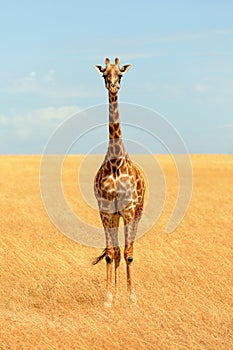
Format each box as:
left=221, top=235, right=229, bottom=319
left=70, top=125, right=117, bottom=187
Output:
left=95, top=58, right=131, bottom=95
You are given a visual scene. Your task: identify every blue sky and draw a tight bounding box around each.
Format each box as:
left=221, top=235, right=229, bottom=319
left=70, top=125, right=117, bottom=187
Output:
left=0, top=0, right=233, bottom=154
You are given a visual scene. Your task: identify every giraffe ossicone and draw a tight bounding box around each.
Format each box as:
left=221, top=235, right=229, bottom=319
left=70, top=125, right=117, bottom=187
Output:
left=93, top=58, right=146, bottom=307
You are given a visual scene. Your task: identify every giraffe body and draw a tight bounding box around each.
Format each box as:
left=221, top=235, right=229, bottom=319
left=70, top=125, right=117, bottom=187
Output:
left=94, top=158, right=144, bottom=215
left=93, top=58, right=145, bottom=306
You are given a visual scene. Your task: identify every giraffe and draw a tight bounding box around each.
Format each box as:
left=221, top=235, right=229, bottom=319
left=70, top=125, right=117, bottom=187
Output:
left=93, top=58, right=145, bottom=307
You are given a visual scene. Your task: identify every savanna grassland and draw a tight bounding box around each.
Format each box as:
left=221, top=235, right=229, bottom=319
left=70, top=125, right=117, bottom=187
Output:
left=0, top=155, right=232, bottom=350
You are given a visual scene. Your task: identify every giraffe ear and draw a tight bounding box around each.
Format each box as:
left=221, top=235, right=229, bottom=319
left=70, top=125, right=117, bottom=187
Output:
left=94, top=65, right=106, bottom=74
left=120, top=64, right=131, bottom=75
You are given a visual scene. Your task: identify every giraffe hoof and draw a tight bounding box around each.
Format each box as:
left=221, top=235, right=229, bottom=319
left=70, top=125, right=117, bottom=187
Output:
left=104, top=300, right=112, bottom=308
left=129, top=290, right=137, bottom=305
left=127, top=256, right=133, bottom=264
left=114, top=293, right=120, bottom=306
left=104, top=291, right=113, bottom=308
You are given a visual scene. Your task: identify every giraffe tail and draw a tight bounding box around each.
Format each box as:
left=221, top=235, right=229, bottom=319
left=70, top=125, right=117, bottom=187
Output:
left=92, top=249, right=107, bottom=265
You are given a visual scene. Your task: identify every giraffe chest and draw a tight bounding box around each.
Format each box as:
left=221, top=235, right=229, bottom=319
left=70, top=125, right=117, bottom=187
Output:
left=99, top=173, right=136, bottom=197
left=95, top=170, right=138, bottom=213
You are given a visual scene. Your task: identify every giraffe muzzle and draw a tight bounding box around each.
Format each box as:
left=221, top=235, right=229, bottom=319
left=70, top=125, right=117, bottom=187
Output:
left=108, top=82, right=120, bottom=93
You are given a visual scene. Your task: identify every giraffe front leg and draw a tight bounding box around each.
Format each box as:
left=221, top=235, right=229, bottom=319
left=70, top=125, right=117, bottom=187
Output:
left=105, top=256, right=113, bottom=307
left=114, top=246, right=121, bottom=305
left=104, top=247, right=114, bottom=308
left=124, top=242, right=137, bottom=305
left=123, top=213, right=141, bottom=305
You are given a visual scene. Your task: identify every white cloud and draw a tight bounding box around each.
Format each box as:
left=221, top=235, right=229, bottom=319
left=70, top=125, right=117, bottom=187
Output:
left=140, top=81, right=184, bottom=98
left=89, top=53, right=153, bottom=61
left=153, top=28, right=233, bottom=44
left=193, top=84, right=208, bottom=94
left=192, top=77, right=233, bottom=106
left=217, top=123, right=233, bottom=129
left=43, top=69, right=56, bottom=82
left=1, top=70, right=101, bottom=99
left=12, top=70, right=55, bottom=94
left=0, top=115, right=8, bottom=126
left=4, top=105, right=80, bottom=141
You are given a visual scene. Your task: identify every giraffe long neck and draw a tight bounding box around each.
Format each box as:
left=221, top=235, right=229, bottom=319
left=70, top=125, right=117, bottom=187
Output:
left=108, top=93, right=122, bottom=139
left=107, top=92, right=127, bottom=160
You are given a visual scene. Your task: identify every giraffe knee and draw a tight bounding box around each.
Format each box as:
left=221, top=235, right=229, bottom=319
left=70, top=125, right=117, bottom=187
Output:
left=105, top=255, right=112, bottom=264
left=124, top=246, right=134, bottom=264
left=127, top=256, right=133, bottom=264
left=105, top=249, right=114, bottom=264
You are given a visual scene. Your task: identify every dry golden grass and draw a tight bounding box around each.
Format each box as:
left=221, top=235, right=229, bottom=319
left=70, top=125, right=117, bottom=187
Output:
left=0, top=155, right=232, bottom=350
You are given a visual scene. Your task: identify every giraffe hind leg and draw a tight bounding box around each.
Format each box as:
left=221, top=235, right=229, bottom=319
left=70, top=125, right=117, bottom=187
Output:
left=100, top=213, right=120, bottom=307
left=123, top=213, right=142, bottom=305
left=114, top=246, right=121, bottom=305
